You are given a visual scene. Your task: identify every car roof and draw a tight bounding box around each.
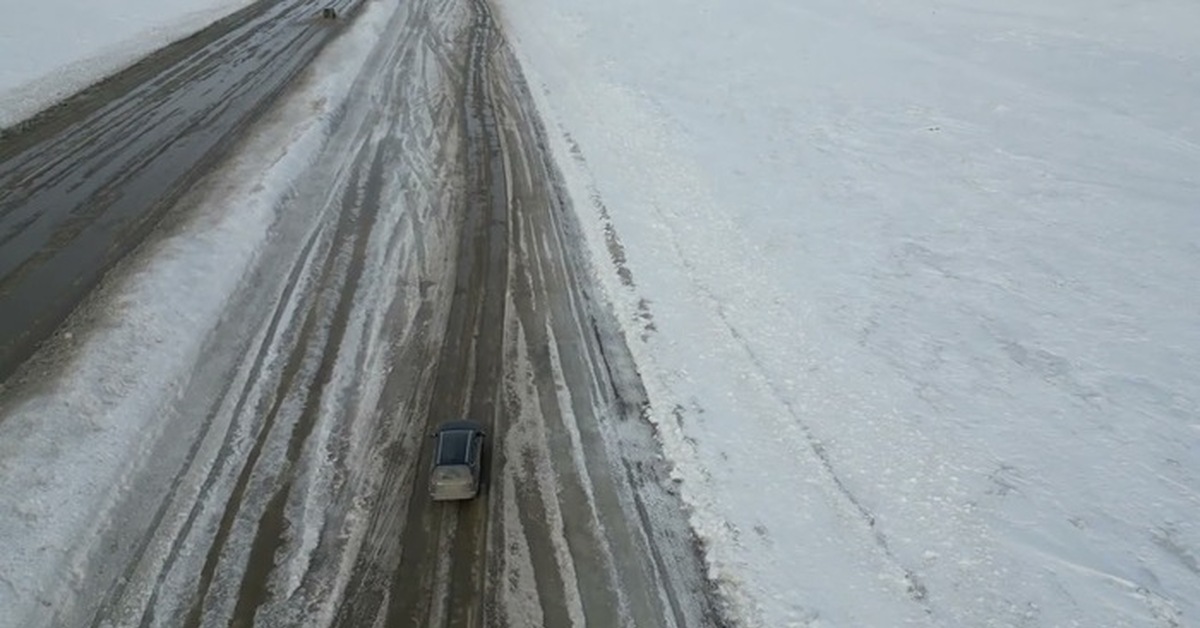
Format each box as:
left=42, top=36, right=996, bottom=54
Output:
left=436, top=429, right=474, bottom=465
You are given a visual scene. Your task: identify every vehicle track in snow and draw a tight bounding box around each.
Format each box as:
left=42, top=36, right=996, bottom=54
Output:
left=5, top=0, right=731, bottom=625
left=70, top=1, right=463, bottom=624
left=336, top=1, right=731, bottom=625
left=348, top=2, right=509, bottom=625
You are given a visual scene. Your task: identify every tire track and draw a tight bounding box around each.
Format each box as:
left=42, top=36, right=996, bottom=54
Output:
left=346, top=1, right=510, bottom=625
left=227, top=135, right=389, bottom=628
left=181, top=141, right=377, bottom=628
left=23, top=0, right=734, bottom=625
left=83, top=184, right=332, bottom=628
left=485, top=5, right=736, bottom=624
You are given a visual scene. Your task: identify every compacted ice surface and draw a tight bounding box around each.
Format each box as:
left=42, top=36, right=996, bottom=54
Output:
left=492, top=0, right=1200, bottom=625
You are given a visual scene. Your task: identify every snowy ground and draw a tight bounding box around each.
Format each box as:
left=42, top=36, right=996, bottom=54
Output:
left=1, top=0, right=716, bottom=625
left=0, top=0, right=254, bottom=128
left=2, top=0, right=1198, bottom=626
left=493, top=0, right=1200, bottom=626
left=0, top=2, right=396, bottom=623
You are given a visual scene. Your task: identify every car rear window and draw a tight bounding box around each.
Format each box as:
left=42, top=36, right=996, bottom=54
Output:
left=437, top=430, right=472, bottom=465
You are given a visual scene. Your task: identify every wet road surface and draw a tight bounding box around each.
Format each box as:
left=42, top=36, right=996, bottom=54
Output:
left=2, top=0, right=732, bottom=626
left=0, top=0, right=355, bottom=382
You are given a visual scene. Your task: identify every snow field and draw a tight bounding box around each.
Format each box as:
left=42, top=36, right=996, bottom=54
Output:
left=493, top=0, right=1200, bottom=625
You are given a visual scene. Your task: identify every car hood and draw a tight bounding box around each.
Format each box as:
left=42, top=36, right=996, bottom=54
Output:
left=431, top=465, right=472, bottom=483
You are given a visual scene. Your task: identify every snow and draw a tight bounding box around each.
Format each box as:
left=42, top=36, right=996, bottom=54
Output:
left=0, top=0, right=1197, bottom=625
left=0, top=0, right=254, bottom=128
left=492, top=0, right=1200, bottom=625
left=0, top=2, right=397, bottom=625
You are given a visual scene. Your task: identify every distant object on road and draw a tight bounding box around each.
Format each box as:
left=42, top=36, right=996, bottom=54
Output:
left=430, top=420, right=486, bottom=501
left=320, top=7, right=338, bottom=19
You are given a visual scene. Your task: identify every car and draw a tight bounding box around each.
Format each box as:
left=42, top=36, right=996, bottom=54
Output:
left=429, top=420, right=486, bottom=501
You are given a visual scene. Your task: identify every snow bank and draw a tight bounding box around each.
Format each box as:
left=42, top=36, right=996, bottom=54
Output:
left=0, top=2, right=395, bottom=623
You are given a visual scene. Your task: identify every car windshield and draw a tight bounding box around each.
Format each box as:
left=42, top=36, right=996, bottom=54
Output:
left=436, top=430, right=472, bottom=465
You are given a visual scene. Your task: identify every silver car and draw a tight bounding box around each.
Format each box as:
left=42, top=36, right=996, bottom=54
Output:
left=429, top=420, right=486, bottom=501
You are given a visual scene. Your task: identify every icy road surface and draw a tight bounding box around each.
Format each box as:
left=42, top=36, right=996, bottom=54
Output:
left=0, top=0, right=727, bottom=626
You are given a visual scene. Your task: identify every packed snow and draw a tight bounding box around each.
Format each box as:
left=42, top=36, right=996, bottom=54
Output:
left=492, top=0, right=1200, bottom=625
left=1, top=0, right=1198, bottom=626
left=0, top=2, right=398, bottom=624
